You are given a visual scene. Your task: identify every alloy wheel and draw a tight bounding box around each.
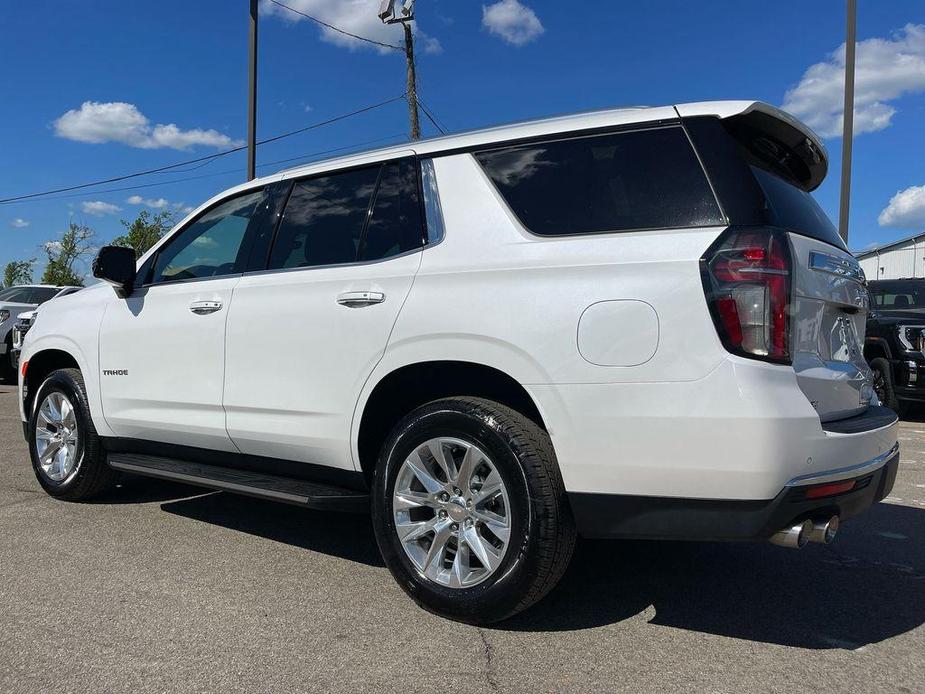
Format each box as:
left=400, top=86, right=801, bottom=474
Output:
left=35, top=391, right=80, bottom=482
left=392, top=437, right=512, bottom=588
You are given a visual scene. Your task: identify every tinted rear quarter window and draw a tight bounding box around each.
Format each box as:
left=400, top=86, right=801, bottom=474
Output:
left=475, top=126, right=723, bottom=236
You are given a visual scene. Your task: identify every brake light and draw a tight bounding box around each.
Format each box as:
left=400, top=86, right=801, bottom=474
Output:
left=701, top=227, right=792, bottom=364
left=21, top=360, right=28, bottom=379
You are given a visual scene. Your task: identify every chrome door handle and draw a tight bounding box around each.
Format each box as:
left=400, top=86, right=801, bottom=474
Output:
left=189, top=300, right=223, bottom=315
left=336, top=291, right=385, bottom=307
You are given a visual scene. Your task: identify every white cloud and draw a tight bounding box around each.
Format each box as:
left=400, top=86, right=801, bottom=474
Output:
left=126, top=195, right=170, bottom=209
left=9, top=218, right=29, bottom=228
left=262, top=0, right=441, bottom=54
left=54, top=101, right=243, bottom=150
left=80, top=201, right=121, bottom=216
left=782, top=24, right=925, bottom=138
left=482, top=0, right=544, bottom=46
left=879, top=184, right=925, bottom=229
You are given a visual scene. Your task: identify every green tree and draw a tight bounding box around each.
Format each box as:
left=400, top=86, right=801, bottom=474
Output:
left=2, top=259, right=35, bottom=288
left=111, top=209, right=175, bottom=258
left=40, top=222, right=95, bottom=286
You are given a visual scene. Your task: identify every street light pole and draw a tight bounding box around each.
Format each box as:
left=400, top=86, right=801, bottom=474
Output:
left=247, top=0, right=259, bottom=181
left=838, top=0, right=857, bottom=244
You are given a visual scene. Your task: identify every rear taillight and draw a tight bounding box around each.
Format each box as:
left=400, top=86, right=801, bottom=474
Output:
left=701, top=227, right=792, bottom=364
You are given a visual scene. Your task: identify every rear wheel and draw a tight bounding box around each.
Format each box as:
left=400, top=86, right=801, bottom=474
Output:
left=870, top=357, right=903, bottom=415
left=28, top=368, right=118, bottom=500
left=371, top=397, right=576, bottom=624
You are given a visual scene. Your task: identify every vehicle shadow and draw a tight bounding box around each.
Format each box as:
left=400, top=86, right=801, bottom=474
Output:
left=499, top=502, right=925, bottom=648
left=102, top=475, right=924, bottom=649
left=159, top=486, right=384, bottom=568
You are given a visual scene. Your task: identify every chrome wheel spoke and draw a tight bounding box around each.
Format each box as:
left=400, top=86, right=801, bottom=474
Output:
left=462, top=526, right=502, bottom=572
left=426, top=440, right=455, bottom=485
left=422, top=521, right=454, bottom=575
left=396, top=517, right=438, bottom=543
left=405, top=451, right=444, bottom=494
left=472, top=470, right=503, bottom=506
left=393, top=490, right=432, bottom=512
left=392, top=436, right=511, bottom=589
left=456, top=446, right=479, bottom=497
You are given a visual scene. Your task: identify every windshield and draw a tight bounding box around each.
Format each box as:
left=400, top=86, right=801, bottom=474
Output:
left=869, top=284, right=925, bottom=310
left=0, top=286, right=60, bottom=305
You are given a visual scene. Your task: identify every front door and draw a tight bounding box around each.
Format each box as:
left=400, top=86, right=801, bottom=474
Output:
left=99, top=185, right=275, bottom=450
left=223, top=155, right=425, bottom=470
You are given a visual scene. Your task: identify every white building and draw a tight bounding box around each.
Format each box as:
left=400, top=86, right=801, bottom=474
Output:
left=856, top=233, right=925, bottom=280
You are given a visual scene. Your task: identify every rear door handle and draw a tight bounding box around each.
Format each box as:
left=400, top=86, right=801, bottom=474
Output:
left=189, top=300, right=223, bottom=315
left=336, top=291, right=385, bottom=308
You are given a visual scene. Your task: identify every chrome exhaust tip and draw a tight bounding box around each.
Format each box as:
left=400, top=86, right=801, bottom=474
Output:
left=807, top=515, right=839, bottom=544
left=769, top=519, right=813, bottom=549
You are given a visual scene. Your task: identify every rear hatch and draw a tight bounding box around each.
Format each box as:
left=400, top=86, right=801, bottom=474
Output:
left=684, top=103, right=873, bottom=422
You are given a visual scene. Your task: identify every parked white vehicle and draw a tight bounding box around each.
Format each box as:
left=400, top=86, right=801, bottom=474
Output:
left=1, top=285, right=80, bottom=374
left=19, top=101, right=898, bottom=623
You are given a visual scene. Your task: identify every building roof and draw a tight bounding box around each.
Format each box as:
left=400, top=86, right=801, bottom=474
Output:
left=854, top=232, right=925, bottom=259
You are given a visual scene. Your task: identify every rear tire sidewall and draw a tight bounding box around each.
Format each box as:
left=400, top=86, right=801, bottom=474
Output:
left=870, top=357, right=901, bottom=413
left=28, top=371, right=92, bottom=495
left=372, top=403, right=541, bottom=624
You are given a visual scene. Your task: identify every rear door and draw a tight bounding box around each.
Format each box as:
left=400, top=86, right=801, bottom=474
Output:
left=223, top=154, right=425, bottom=470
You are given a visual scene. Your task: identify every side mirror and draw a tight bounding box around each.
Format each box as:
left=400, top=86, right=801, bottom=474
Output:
left=92, top=246, right=136, bottom=297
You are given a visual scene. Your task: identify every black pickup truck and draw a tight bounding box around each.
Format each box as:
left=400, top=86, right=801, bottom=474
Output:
left=865, top=279, right=925, bottom=413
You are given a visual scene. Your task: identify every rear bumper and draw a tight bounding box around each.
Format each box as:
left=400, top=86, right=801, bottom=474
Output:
left=569, top=444, right=899, bottom=540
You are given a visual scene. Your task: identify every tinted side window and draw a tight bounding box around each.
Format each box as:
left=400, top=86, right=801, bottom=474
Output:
left=475, top=127, right=723, bottom=236
left=269, top=166, right=380, bottom=270
left=359, top=159, right=423, bottom=261
left=151, top=188, right=269, bottom=284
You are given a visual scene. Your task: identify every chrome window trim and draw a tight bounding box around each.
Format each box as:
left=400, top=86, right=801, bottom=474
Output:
left=420, top=158, right=446, bottom=245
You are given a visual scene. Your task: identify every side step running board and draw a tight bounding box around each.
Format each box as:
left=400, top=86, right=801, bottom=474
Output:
left=108, top=453, right=369, bottom=512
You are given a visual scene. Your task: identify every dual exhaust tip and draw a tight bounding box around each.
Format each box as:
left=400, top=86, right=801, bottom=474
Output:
left=769, top=515, right=839, bottom=549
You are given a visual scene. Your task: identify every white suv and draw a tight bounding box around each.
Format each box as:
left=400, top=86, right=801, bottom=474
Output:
left=18, top=101, right=899, bottom=623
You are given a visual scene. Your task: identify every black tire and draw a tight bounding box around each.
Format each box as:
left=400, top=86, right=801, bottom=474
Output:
left=870, top=357, right=903, bottom=415
left=372, top=397, right=576, bottom=624
left=28, top=368, right=118, bottom=500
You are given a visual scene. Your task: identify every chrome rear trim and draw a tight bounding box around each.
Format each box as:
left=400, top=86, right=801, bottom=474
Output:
left=786, top=442, right=899, bottom=487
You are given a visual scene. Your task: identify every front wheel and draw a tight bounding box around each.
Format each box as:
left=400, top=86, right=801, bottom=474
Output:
left=28, top=368, right=118, bottom=500
left=371, top=397, right=576, bottom=624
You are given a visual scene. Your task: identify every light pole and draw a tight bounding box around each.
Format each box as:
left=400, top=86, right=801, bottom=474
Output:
left=838, top=0, right=857, bottom=244
left=379, top=0, right=421, bottom=140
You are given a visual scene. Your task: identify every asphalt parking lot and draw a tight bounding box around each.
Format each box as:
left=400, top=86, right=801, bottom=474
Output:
left=0, top=380, right=923, bottom=694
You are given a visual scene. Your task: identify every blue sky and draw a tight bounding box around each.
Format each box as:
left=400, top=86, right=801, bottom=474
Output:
left=1, top=0, right=924, bottom=278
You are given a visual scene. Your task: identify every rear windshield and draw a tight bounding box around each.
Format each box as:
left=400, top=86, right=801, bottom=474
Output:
left=750, top=166, right=844, bottom=249
left=475, top=126, right=723, bottom=236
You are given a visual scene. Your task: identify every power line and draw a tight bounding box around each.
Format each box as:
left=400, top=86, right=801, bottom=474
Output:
left=0, top=94, right=407, bottom=205
left=416, top=97, right=447, bottom=135
left=0, top=133, right=409, bottom=206
left=267, top=0, right=402, bottom=51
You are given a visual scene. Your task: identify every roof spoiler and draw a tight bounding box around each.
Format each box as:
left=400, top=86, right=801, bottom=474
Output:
left=676, top=102, right=827, bottom=192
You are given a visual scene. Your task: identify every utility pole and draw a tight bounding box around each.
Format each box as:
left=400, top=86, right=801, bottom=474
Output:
left=838, top=0, right=857, bottom=243
left=247, top=0, right=259, bottom=181
left=379, top=1, right=420, bottom=140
